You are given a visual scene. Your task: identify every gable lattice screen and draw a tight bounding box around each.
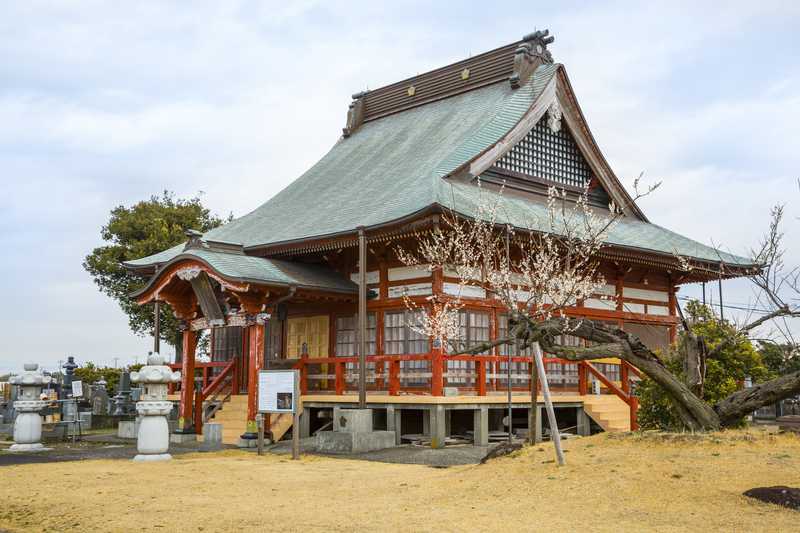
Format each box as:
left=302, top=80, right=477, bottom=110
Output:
left=494, top=115, right=592, bottom=188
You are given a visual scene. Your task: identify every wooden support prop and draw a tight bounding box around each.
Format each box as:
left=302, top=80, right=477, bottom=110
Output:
left=257, top=414, right=264, bottom=456
left=532, top=343, right=565, bottom=466
left=292, top=408, right=300, bottom=460
left=529, top=349, right=540, bottom=445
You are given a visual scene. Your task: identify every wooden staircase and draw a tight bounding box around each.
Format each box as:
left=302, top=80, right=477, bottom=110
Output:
left=205, top=394, right=249, bottom=444
left=201, top=395, right=300, bottom=445
left=582, top=394, right=632, bottom=432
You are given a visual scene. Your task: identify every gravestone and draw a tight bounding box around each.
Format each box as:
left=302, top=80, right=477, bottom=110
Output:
left=91, top=379, right=110, bottom=416
left=112, top=371, right=135, bottom=416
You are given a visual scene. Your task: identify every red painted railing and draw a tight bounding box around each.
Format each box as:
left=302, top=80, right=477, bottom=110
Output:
left=168, top=360, right=237, bottom=434
left=297, top=353, right=640, bottom=429
left=583, top=360, right=640, bottom=430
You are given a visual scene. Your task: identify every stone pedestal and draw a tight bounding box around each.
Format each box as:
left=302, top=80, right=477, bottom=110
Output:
left=8, top=363, right=52, bottom=453
left=133, top=402, right=173, bottom=461
left=316, top=408, right=395, bottom=454
left=200, top=423, right=223, bottom=451
left=130, top=353, right=181, bottom=462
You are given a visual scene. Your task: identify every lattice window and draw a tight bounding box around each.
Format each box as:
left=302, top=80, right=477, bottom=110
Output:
left=494, top=113, right=592, bottom=188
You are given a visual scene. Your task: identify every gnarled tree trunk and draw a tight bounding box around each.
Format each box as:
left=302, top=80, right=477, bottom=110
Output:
left=496, top=317, right=799, bottom=431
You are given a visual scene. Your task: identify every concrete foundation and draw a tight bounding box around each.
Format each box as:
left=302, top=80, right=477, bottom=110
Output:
left=237, top=437, right=259, bottom=448
left=577, top=408, right=591, bottom=436
left=316, top=430, right=396, bottom=454
left=333, top=407, right=373, bottom=433
left=170, top=432, right=197, bottom=444
left=473, top=406, right=489, bottom=446
left=317, top=407, right=396, bottom=453
left=200, top=423, right=223, bottom=451
left=430, top=405, right=446, bottom=449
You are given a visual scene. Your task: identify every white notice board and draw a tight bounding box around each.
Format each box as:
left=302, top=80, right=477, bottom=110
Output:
left=257, top=370, right=298, bottom=414
left=71, top=380, right=84, bottom=398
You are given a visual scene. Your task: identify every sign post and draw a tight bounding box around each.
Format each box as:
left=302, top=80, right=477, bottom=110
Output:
left=71, top=380, right=84, bottom=399
left=257, top=369, right=301, bottom=460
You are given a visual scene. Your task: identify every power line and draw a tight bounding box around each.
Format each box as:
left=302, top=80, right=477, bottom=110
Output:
left=676, top=295, right=779, bottom=315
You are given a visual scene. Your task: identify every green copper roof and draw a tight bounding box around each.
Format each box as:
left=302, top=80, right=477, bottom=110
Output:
left=127, top=65, right=559, bottom=268
left=440, top=182, right=753, bottom=266
left=126, top=62, right=754, bottom=272
left=131, top=248, right=357, bottom=296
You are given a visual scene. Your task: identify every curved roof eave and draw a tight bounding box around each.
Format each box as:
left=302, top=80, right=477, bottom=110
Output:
left=130, top=252, right=358, bottom=300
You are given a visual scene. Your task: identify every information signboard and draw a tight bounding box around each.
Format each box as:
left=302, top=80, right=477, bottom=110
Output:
left=71, top=380, right=84, bottom=398
left=257, top=370, right=298, bottom=414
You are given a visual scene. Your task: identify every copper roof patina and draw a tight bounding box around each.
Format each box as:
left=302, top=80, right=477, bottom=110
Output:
left=125, top=34, right=756, bottom=278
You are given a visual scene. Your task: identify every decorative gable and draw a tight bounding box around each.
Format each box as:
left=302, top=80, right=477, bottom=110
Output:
left=483, top=104, right=611, bottom=207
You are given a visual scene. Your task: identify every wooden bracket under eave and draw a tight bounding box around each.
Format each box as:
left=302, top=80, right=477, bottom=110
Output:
left=342, top=91, right=368, bottom=137
left=232, top=288, right=269, bottom=315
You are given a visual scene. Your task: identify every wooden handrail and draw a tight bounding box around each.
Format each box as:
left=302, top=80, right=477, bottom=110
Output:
left=584, top=361, right=639, bottom=431
left=201, top=359, right=236, bottom=398
left=169, top=361, right=228, bottom=370
left=584, top=362, right=629, bottom=401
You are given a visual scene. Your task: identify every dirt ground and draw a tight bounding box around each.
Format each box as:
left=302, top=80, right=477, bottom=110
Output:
left=1, top=429, right=799, bottom=532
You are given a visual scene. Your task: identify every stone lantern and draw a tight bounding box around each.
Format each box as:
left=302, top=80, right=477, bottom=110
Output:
left=8, top=363, right=53, bottom=452
left=130, top=353, right=181, bottom=461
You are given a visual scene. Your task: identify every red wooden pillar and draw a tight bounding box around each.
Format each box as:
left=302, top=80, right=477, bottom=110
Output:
left=668, top=284, right=678, bottom=344
left=193, top=383, right=203, bottom=435
left=335, top=360, right=345, bottom=395
left=243, top=322, right=265, bottom=438
left=389, top=359, right=400, bottom=395
left=629, top=396, right=639, bottom=431
left=431, top=348, right=444, bottom=396
left=578, top=361, right=588, bottom=396
left=477, top=359, right=486, bottom=396
left=621, top=361, right=630, bottom=395
left=177, top=328, right=197, bottom=433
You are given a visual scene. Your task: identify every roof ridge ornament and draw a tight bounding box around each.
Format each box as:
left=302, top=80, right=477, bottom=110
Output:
left=343, top=90, right=369, bottom=137
left=510, top=29, right=555, bottom=89
left=183, top=229, right=208, bottom=251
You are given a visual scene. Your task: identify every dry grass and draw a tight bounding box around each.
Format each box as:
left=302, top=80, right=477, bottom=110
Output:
left=1, top=429, right=799, bottom=532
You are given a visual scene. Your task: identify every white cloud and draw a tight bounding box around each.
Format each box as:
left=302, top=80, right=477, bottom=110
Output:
left=1, top=1, right=798, bottom=371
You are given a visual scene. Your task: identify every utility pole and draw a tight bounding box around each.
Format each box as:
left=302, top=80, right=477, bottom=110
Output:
left=505, top=226, right=513, bottom=443
left=358, top=227, right=368, bottom=409
left=154, top=265, right=161, bottom=354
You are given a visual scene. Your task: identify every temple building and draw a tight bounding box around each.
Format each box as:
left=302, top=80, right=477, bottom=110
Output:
left=125, top=31, right=756, bottom=447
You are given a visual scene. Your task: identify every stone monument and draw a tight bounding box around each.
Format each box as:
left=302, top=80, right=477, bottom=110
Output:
left=112, top=371, right=134, bottom=416
left=8, top=363, right=53, bottom=452
left=91, top=379, right=109, bottom=416
left=130, top=353, right=181, bottom=461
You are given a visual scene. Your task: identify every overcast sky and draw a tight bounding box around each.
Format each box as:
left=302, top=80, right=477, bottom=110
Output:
left=2, top=1, right=798, bottom=374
